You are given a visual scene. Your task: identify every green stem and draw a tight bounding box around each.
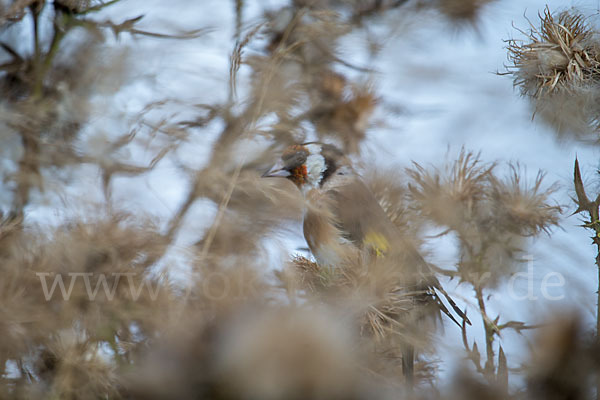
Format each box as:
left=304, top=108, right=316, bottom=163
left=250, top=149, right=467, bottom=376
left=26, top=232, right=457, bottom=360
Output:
left=32, top=8, right=71, bottom=99
left=41, top=25, right=67, bottom=77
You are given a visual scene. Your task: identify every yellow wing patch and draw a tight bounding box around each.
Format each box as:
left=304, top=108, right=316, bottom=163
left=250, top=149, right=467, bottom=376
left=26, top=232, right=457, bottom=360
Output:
left=363, top=231, right=389, bottom=258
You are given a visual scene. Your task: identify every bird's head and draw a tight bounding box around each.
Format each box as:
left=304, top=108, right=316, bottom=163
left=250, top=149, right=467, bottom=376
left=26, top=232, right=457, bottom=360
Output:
left=262, top=142, right=347, bottom=192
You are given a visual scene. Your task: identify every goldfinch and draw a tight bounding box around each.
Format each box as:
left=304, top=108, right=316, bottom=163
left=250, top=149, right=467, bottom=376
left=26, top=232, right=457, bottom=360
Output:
left=263, top=142, right=470, bottom=384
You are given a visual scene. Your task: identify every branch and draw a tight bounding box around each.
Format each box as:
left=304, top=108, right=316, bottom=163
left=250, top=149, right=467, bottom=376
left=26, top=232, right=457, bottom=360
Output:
left=497, top=320, right=541, bottom=334
left=96, top=15, right=211, bottom=40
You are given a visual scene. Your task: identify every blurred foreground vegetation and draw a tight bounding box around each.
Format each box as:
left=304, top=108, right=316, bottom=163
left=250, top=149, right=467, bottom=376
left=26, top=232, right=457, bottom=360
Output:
left=0, top=0, right=598, bottom=399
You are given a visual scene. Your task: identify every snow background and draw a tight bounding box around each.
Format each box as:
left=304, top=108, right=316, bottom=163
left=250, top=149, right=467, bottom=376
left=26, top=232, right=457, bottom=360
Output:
left=8, top=0, right=600, bottom=386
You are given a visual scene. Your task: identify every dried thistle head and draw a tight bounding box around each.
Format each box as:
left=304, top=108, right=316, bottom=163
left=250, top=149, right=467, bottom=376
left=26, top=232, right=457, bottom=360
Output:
left=312, top=84, right=377, bottom=154
left=508, top=8, right=600, bottom=97
left=364, top=169, right=420, bottom=235
left=531, top=85, right=600, bottom=135
left=436, top=0, right=496, bottom=23
left=190, top=262, right=270, bottom=318
left=507, top=7, right=600, bottom=134
left=408, top=150, right=493, bottom=231
left=277, top=251, right=438, bottom=389
left=358, top=269, right=424, bottom=344
left=214, top=307, right=362, bottom=400
left=526, top=314, right=590, bottom=400
left=285, top=251, right=434, bottom=357
left=319, top=69, right=346, bottom=100
left=0, top=213, right=174, bottom=365
left=447, top=371, right=507, bottom=400
left=0, top=0, right=31, bottom=26
left=282, top=255, right=328, bottom=294
left=408, top=150, right=560, bottom=287
left=491, top=167, right=562, bottom=236
left=34, top=333, right=118, bottom=400
left=127, top=303, right=367, bottom=399
left=265, top=7, right=348, bottom=67
left=54, top=0, right=93, bottom=13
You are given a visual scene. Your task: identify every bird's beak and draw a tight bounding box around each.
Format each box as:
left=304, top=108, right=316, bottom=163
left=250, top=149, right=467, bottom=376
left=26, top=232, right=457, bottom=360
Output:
left=262, top=160, right=290, bottom=178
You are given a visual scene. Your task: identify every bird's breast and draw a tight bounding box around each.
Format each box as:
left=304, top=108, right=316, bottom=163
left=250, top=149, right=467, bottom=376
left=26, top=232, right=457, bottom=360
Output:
left=302, top=188, right=356, bottom=266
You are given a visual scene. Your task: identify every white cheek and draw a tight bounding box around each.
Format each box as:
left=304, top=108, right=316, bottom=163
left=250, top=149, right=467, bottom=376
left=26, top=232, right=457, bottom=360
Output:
left=305, top=144, right=322, bottom=154
left=305, top=153, right=325, bottom=186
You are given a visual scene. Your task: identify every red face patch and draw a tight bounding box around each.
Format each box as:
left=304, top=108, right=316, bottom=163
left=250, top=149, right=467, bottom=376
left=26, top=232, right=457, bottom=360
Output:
left=280, top=144, right=310, bottom=187
left=290, top=165, right=308, bottom=186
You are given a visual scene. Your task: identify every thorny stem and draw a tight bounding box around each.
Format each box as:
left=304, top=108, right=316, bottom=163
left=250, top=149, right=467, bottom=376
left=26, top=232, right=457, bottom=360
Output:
left=15, top=6, right=70, bottom=217
left=13, top=132, right=39, bottom=218
left=228, top=0, right=244, bottom=103
left=459, top=236, right=503, bottom=383
left=352, top=0, right=410, bottom=22
left=33, top=8, right=71, bottom=99
left=590, top=239, right=600, bottom=400
left=461, top=312, right=485, bottom=375
left=41, top=14, right=69, bottom=77
left=165, top=179, right=199, bottom=239
left=573, top=158, right=600, bottom=400
left=30, top=3, right=42, bottom=98
left=234, top=0, right=243, bottom=43
left=475, top=286, right=496, bottom=382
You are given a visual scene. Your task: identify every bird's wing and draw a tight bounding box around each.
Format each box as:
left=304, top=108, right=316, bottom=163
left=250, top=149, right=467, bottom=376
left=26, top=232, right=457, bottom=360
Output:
left=326, top=178, right=398, bottom=248
left=328, top=178, right=471, bottom=326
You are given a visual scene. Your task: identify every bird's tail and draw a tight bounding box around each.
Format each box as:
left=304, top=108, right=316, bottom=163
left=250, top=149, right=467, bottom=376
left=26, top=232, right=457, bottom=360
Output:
left=434, top=285, right=471, bottom=327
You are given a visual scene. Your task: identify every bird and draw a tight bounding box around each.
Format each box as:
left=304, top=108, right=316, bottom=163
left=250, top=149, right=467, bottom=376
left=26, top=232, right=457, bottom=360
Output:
left=263, top=142, right=470, bottom=385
